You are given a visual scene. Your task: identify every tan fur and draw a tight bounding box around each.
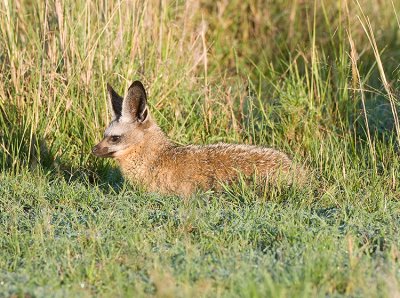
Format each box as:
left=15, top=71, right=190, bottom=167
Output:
left=93, top=80, right=304, bottom=197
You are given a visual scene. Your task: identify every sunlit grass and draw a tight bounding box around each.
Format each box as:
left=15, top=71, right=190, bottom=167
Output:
left=0, top=0, right=399, bottom=296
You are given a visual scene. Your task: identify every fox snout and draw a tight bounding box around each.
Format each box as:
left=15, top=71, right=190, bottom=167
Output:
left=92, top=141, right=114, bottom=158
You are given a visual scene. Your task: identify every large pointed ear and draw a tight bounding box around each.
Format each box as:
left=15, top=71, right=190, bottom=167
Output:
left=107, top=83, right=123, bottom=120
left=121, top=80, right=148, bottom=123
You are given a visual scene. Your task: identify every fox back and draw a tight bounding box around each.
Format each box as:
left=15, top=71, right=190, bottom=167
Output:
left=93, top=80, right=302, bottom=197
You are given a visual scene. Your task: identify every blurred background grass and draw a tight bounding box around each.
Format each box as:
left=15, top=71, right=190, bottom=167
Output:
left=0, top=0, right=399, bottom=296
left=1, top=0, right=399, bottom=176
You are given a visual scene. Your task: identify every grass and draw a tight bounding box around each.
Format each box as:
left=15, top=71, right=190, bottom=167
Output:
left=0, top=0, right=399, bottom=296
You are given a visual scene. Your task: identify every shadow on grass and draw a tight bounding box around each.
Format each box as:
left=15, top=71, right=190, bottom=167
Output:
left=51, top=159, right=125, bottom=195
left=0, top=116, right=125, bottom=195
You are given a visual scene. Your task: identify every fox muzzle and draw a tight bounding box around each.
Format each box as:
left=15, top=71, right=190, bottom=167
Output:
left=92, top=144, right=114, bottom=158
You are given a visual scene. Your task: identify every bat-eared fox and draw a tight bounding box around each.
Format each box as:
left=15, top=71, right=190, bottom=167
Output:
left=92, top=80, right=305, bottom=197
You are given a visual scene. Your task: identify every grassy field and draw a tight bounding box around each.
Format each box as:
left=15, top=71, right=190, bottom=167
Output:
left=1, top=0, right=400, bottom=296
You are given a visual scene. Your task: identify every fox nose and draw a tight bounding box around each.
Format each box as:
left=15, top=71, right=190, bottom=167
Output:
left=92, top=145, right=98, bottom=154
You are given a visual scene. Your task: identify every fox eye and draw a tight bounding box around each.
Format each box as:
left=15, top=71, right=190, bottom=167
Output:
left=110, top=136, right=121, bottom=143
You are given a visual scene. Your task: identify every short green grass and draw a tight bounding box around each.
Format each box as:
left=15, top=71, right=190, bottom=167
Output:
left=1, top=0, right=399, bottom=297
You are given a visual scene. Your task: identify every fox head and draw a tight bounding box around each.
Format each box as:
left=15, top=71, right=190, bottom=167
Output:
left=92, top=80, right=154, bottom=158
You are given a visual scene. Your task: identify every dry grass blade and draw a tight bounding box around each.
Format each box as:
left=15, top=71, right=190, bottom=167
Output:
left=347, top=30, right=376, bottom=170
left=356, top=0, right=400, bottom=147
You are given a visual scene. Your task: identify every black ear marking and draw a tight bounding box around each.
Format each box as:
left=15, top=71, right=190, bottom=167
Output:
left=107, top=83, right=123, bottom=120
left=123, top=80, right=148, bottom=122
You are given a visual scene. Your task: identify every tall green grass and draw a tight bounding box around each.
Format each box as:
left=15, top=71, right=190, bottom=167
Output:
left=0, top=0, right=399, bottom=296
